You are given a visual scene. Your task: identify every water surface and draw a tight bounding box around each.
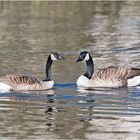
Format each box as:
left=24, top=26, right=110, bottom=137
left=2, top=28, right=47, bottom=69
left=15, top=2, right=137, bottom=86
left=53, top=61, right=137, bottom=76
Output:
left=0, top=1, right=140, bottom=139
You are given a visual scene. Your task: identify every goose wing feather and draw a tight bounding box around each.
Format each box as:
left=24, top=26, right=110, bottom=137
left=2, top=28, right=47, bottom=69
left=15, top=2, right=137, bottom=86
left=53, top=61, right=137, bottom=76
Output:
left=4, top=74, right=41, bottom=85
left=92, top=66, right=140, bottom=80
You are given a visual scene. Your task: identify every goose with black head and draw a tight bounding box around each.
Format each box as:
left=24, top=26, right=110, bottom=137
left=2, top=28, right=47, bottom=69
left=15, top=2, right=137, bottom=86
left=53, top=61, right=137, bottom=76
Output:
left=0, top=52, right=64, bottom=91
left=76, top=51, right=140, bottom=88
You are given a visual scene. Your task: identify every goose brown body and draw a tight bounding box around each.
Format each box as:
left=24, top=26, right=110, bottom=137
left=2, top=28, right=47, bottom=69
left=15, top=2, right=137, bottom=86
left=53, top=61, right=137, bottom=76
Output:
left=0, top=74, right=53, bottom=91
left=92, top=67, right=140, bottom=80
left=90, top=67, right=140, bottom=87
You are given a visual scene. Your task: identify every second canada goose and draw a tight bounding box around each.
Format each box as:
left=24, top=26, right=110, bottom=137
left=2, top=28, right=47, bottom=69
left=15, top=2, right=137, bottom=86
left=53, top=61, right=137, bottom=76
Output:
left=76, top=51, right=140, bottom=88
left=0, top=52, right=64, bottom=91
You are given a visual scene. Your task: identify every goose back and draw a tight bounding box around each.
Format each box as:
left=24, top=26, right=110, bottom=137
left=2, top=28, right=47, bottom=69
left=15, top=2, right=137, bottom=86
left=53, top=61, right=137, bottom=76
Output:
left=7, top=74, right=40, bottom=85
left=92, top=66, right=140, bottom=80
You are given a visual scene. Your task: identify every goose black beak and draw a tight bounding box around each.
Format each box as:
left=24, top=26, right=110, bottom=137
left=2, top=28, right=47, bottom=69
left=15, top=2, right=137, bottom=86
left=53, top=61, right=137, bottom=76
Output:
left=58, top=55, right=65, bottom=60
left=76, top=57, right=82, bottom=63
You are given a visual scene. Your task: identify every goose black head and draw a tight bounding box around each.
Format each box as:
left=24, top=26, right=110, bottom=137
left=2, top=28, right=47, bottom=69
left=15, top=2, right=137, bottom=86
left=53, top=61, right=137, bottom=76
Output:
left=76, top=51, right=90, bottom=63
left=50, top=52, right=64, bottom=61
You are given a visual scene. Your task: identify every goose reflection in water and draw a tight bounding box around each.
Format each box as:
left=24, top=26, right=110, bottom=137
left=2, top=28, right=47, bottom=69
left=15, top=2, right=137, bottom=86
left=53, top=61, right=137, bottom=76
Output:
left=77, top=87, right=128, bottom=97
left=76, top=87, right=129, bottom=121
left=77, top=87, right=140, bottom=140
left=0, top=90, right=54, bottom=104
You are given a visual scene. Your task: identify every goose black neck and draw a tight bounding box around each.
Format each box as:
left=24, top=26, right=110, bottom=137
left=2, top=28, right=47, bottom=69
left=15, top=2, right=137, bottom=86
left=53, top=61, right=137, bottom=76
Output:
left=44, top=55, right=53, bottom=81
left=84, top=55, right=94, bottom=79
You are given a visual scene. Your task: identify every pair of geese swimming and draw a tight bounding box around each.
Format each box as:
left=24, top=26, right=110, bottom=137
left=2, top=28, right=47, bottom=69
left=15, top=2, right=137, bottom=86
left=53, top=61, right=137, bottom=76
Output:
left=0, top=51, right=140, bottom=92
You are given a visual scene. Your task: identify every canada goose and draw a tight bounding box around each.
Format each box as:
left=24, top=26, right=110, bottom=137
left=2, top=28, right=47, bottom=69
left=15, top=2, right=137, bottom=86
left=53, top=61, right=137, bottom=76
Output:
left=0, top=52, right=64, bottom=91
left=76, top=51, right=140, bottom=88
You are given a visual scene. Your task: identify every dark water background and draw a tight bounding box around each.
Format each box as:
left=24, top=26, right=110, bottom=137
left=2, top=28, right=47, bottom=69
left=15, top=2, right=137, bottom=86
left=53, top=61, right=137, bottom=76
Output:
left=0, top=1, right=140, bottom=139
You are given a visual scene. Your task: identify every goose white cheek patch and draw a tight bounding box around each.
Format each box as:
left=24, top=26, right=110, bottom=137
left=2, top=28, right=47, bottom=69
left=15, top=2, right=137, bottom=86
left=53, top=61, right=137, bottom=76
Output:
left=83, top=53, right=90, bottom=61
left=50, top=54, right=57, bottom=60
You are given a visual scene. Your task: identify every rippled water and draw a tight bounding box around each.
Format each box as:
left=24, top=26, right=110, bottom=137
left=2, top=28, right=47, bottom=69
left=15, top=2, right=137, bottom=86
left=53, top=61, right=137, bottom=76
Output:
left=0, top=1, right=140, bottom=139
